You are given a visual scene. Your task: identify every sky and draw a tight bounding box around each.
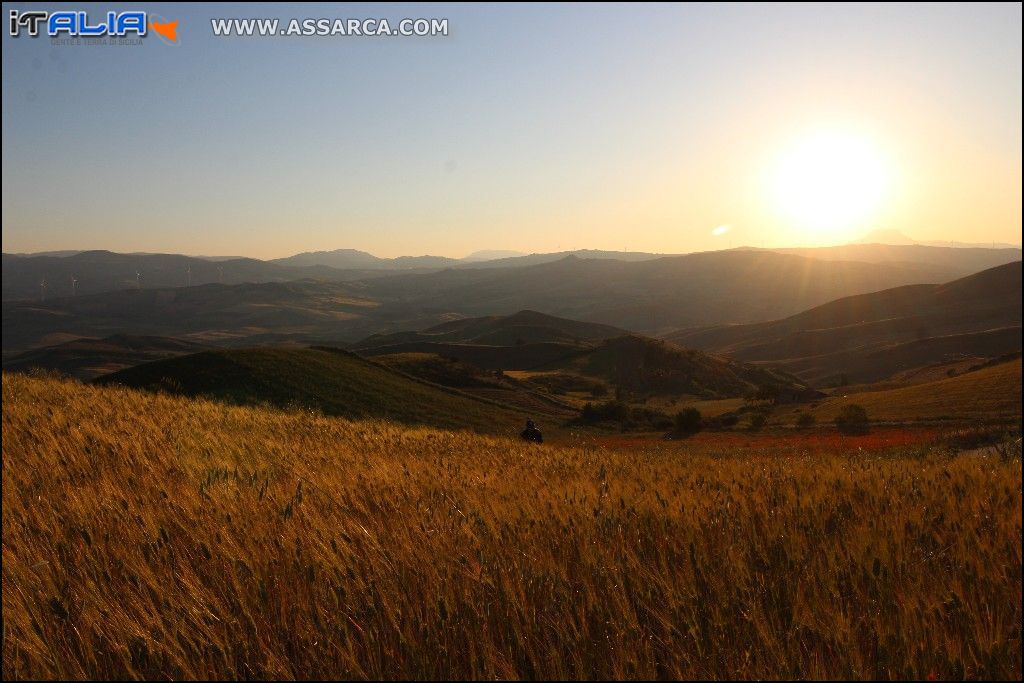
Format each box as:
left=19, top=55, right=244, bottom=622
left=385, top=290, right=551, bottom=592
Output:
left=2, top=2, right=1021, bottom=259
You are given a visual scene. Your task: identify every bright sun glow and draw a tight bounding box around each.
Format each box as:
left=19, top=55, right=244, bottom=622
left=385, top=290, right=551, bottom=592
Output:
left=771, top=129, right=892, bottom=241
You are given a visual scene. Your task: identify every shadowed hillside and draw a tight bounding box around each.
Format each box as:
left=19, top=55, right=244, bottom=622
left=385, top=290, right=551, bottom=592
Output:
left=354, top=310, right=628, bottom=348
left=0, top=280, right=429, bottom=354
left=1, top=334, right=209, bottom=380
left=361, top=332, right=810, bottom=402
left=562, top=335, right=807, bottom=399
left=371, top=352, right=579, bottom=417
left=95, top=347, right=546, bottom=434
left=668, top=262, right=1022, bottom=384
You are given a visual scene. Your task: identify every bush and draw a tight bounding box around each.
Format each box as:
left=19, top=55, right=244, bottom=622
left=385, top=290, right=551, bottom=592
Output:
left=795, top=413, right=816, bottom=429
left=672, top=407, right=703, bottom=436
left=580, top=400, right=630, bottom=424
left=748, top=412, right=768, bottom=432
left=579, top=401, right=672, bottom=432
left=704, top=412, right=740, bottom=430
left=834, top=404, right=869, bottom=435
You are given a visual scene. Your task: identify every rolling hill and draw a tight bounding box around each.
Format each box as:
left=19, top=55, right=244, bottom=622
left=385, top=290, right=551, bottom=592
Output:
left=667, top=262, right=1022, bottom=385
left=356, top=250, right=962, bottom=333
left=360, top=332, right=811, bottom=403
left=0, top=280, right=417, bottom=354
left=546, top=335, right=811, bottom=400
left=791, top=356, right=1022, bottom=422
left=7, top=243, right=1017, bottom=307
left=1, top=334, right=209, bottom=380
left=94, top=347, right=545, bottom=434
left=370, top=352, right=579, bottom=417
left=1, top=250, right=436, bottom=302
left=3, top=249, right=995, bottom=356
left=353, top=310, right=629, bottom=349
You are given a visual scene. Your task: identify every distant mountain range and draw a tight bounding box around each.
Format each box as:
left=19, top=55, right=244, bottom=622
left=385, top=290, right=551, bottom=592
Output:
left=6, top=248, right=1020, bottom=355
left=768, top=243, right=1022, bottom=275
left=351, top=250, right=968, bottom=333
left=269, top=249, right=460, bottom=270
left=854, top=228, right=1020, bottom=249
left=1, top=250, right=398, bottom=301
left=461, top=249, right=526, bottom=262
left=6, top=243, right=1018, bottom=304
left=267, top=247, right=668, bottom=270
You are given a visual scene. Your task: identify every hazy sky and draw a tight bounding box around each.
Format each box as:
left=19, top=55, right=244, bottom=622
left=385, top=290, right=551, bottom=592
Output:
left=2, top=3, right=1021, bottom=258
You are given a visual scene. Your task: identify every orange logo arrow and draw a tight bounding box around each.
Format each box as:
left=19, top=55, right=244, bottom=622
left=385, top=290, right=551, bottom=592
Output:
left=150, top=19, right=178, bottom=42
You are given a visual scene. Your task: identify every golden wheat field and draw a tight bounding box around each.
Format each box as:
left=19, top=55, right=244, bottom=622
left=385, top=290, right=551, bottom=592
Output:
left=2, top=372, right=1021, bottom=680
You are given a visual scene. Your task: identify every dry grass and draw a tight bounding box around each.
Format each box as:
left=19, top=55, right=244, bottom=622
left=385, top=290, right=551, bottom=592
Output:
left=812, top=358, right=1022, bottom=422
left=2, top=372, right=1021, bottom=680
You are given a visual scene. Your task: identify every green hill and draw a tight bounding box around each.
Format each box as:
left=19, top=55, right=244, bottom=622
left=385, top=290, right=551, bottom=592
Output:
left=354, top=309, right=628, bottom=349
left=95, top=347, right=544, bottom=434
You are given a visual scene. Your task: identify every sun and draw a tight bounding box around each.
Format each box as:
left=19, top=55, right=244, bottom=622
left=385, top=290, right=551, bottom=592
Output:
left=770, top=129, right=892, bottom=242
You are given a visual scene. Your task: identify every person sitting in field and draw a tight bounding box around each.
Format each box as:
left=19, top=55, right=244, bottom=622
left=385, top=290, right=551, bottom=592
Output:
left=520, top=419, right=543, bottom=443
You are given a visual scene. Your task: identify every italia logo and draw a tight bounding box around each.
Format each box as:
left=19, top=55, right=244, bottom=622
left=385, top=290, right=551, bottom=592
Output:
left=9, top=10, right=179, bottom=43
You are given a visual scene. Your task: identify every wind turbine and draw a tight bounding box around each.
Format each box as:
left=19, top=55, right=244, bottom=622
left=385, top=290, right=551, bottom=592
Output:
left=70, top=274, right=78, bottom=296
left=186, top=265, right=192, bottom=287
left=39, top=278, right=47, bottom=301
left=136, top=270, right=142, bottom=289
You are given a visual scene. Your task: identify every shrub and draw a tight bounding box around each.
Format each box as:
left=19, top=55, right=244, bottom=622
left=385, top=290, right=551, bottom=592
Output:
left=672, top=407, right=703, bottom=436
left=704, top=412, right=740, bottom=430
left=748, top=412, right=768, bottom=432
left=834, top=404, right=870, bottom=435
left=580, top=400, right=630, bottom=424
left=579, top=401, right=672, bottom=432
left=795, top=413, right=816, bottom=429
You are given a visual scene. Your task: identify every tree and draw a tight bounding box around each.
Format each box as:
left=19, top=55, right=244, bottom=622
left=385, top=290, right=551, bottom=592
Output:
left=795, top=413, right=816, bottom=429
left=834, top=404, right=869, bottom=435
